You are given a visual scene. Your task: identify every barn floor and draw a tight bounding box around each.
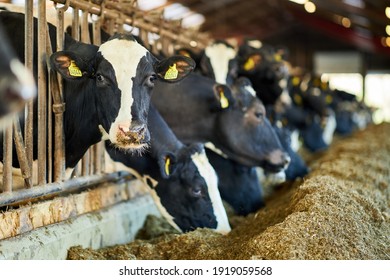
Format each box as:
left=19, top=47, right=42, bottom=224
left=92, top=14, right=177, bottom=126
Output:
left=67, top=123, right=390, bottom=260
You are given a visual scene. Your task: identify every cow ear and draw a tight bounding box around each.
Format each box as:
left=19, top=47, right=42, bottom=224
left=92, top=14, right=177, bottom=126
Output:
left=241, top=53, right=262, bottom=72
left=50, top=51, right=90, bottom=80
left=155, top=55, right=195, bottom=83
left=212, top=84, right=234, bottom=110
left=158, top=153, right=177, bottom=179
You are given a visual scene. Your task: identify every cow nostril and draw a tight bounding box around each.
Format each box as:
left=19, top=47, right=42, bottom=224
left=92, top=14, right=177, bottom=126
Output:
left=284, top=155, right=291, bottom=166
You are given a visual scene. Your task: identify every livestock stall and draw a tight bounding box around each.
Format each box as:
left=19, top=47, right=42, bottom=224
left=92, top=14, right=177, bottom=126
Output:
left=0, top=0, right=389, bottom=262
left=0, top=0, right=208, bottom=259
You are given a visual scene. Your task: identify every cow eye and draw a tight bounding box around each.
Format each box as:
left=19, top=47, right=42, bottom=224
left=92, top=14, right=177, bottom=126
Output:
left=146, top=74, right=157, bottom=87
left=96, top=73, right=105, bottom=83
left=190, top=186, right=203, bottom=198
left=255, top=111, right=263, bottom=119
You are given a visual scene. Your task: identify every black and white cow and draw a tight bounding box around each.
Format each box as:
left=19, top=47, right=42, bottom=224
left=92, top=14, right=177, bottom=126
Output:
left=0, top=12, right=194, bottom=174
left=205, top=148, right=264, bottom=216
left=288, top=74, right=336, bottom=152
left=0, top=20, right=35, bottom=124
left=238, top=40, right=289, bottom=106
left=152, top=72, right=290, bottom=171
left=105, top=105, right=230, bottom=233
left=198, top=40, right=238, bottom=86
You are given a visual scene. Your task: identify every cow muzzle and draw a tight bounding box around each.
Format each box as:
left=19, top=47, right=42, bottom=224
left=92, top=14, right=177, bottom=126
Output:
left=117, top=122, right=149, bottom=147
left=264, top=149, right=291, bottom=172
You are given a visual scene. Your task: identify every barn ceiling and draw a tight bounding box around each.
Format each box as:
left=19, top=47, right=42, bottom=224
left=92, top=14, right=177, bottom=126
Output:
left=147, top=0, right=390, bottom=57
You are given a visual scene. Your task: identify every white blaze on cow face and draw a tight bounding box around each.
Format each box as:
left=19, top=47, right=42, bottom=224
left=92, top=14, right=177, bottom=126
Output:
left=205, top=43, right=236, bottom=85
left=191, top=150, right=231, bottom=234
left=98, top=39, right=148, bottom=148
left=244, top=84, right=257, bottom=97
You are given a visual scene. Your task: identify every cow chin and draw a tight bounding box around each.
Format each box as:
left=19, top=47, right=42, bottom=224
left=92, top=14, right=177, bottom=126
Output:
left=112, top=141, right=149, bottom=154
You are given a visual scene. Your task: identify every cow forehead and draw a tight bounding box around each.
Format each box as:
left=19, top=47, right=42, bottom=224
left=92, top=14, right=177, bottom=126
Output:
left=205, top=43, right=236, bottom=85
left=98, top=38, right=149, bottom=79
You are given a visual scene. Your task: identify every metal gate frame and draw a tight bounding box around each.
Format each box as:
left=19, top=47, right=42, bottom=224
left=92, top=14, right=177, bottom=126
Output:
left=1, top=0, right=209, bottom=208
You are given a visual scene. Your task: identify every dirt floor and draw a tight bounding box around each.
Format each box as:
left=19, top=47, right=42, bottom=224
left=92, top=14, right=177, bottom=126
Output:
left=67, top=123, right=390, bottom=260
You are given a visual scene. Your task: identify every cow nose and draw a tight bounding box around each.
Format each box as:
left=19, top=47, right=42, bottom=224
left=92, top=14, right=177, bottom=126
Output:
left=118, top=122, right=148, bottom=144
left=282, top=153, right=291, bottom=168
left=268, top=149, right=290, bottom=169
left=129, top=123, right=148, bottom=142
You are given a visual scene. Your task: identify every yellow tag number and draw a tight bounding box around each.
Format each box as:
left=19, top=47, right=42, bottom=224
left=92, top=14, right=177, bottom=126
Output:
left=68, top=60, right=82, bottom=77
left=164, top=157, right=171, bottom=176
left=164, top=64, right=179, bottom=80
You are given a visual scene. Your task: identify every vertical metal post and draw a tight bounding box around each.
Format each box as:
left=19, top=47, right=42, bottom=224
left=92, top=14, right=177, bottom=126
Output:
left=37, top=0, right=47, bottom=185
left=72, top=7, right=80, bottom=41
left=52, top=2, right=68, bottom=182
left=92, top=16, right=103, bottom=175
left=25, top=0, right=34, bottom=186
left=13, top=119, right=32, bottom=188
left=2, top=126, right=13, bottom=192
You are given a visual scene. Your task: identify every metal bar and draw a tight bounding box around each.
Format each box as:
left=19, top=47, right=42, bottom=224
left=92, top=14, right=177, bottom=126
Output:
left=81, top=10, right=91, bottom=44
left=37, top=0, right=47, bottom=185
left=51, top=0, right=210, bottom=49
left=0, top=172, right=131, bottom=208
left=2, top=125, right=13, bottom=192
left=47, top=72, right=53, bottom=184
left=13, top=119, right=32, bottom=188
left=72, top=6, right=80, bottom=41
left=52, top=3, right=68, bottom=182
left=81, top=150, right=90, bottom=176
left=25, top=0, right=34, bottom=185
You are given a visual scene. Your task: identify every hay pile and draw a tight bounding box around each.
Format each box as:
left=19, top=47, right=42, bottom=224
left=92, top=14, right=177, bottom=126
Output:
left=68, top=123, right=390, bottom=260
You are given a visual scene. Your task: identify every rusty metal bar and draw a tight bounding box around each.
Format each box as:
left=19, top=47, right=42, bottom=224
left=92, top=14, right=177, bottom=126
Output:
left=0, top=172, right=131, bottom=208
left=13, top=119, right=32, bottom=188
left=37, top=0, right=47, bottom=185
left=91, top=16, right=103, bottom=175
left=50, top=0, right=210, bottom=49
left=25, top=0, right=34, bottom=185
left=2, top=125, right=13, bottom=192
left=52, top=2, right=69, bottom=182
left=72, top=6, right=80, bottom=41
left=81, top=9, right=91, bottom=44
left=81, top=150, right=90, bottom=176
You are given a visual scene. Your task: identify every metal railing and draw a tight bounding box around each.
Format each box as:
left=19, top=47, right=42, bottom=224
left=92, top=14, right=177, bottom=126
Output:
left=0, top=0, right=209, bottom=209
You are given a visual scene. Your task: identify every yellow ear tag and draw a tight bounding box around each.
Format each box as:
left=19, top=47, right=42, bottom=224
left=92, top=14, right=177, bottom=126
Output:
left=219, top=88, right=229, bottom=109
left=325, top=94, right=333, bottom=104
left=164, top=63, right=179, bottom=80
left=164, top=157, right=171, bottom=176
left=292, top=77, right=300, bottom=86
left=294, top=93, right=302, bottom=106
left=274, top=54, right=282, bottom=62
left=68, top=60, right=82, bottom=77
left=243, top=57, right=255, bottom=71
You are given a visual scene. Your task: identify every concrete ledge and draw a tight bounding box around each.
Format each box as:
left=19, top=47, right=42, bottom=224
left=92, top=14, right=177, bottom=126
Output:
left=0, top=195, right=160, bottom=260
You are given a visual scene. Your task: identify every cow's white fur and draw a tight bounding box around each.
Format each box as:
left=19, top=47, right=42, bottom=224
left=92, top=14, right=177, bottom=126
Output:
left=10, top=58, right=36, bottom=100
left=192, top=150, right=231, bottom=234
left=98, top=38, right=148, bottom=147
left=205, top=43, right=236, bottom=85
left=245, top=84, right=257, bottom=97
left=322, top=110, right=337, bottom=145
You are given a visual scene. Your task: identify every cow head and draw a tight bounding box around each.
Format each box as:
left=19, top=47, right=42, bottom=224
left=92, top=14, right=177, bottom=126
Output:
left=205, top=148, right=265, bottom=216
left=238, top=44, right=287, bottom=105
left=149, top=143, right=230, bottom=233
left=51, top=34, right=194, bottom=152
left=0, top=23, right=35, bottom=124
left=200, top=40, right=238, bottom=85
left=214, top=77, right=291, bottom=172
